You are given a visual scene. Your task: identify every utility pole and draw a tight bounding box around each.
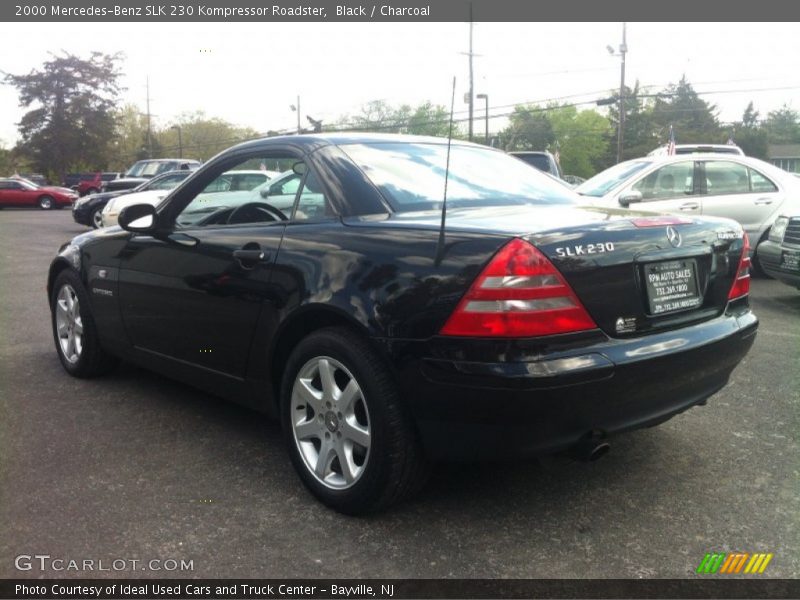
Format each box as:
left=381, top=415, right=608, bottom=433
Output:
left=617, top=23, right=627, bottom=163
left=468, top=5, right=474, bottom=142
left=290, top=95, right=301, bottom=134
left=459, top=4, right=478, bottom=142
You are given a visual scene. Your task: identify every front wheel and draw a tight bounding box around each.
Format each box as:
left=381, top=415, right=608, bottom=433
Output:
left=90, top=206, right=104, bottom=229
left=51, top=270, right=118, bottom=377
left=38, top=195, right=54, bottom=210
left=280, top=327, right=429, bottom=514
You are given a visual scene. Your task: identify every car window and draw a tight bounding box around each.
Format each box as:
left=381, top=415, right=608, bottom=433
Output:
left=703, top=161, right=750, bottom=195
left=176, top=155, right=299, bottom=228
left=749, top=168, right=778, bottom=193
left=632, top=162, right=695, bottom=200
left=146, top=174, right=186, bottom=191
left=232, top=174, right=268, bottom=191
left=341, top=142, right=576, bottom=211
left=0, top=181, right=15, bottom=190
left=293, top=171, right=332, bottom=221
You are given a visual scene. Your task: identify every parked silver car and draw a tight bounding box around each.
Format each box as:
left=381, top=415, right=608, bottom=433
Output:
left=576, top=154, right=800, bottom=271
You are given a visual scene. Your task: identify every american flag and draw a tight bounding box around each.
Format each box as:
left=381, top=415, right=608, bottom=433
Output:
left=667, top=125, right=676, bottom=156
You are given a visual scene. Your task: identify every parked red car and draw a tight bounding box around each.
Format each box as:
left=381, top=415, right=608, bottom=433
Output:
left=0, top=177, right=77, bottom=209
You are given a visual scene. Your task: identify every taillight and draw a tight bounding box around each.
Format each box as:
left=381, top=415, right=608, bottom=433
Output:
left=728, top=232, right=751, bottom=301
left=440, top=238, right=597, bottom=337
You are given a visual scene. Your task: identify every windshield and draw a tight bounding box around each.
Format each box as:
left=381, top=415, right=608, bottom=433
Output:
left=340, top=143, right=576, bottom=212
left=14, top=178, right=39, bottom=190
left=575, top=160, right=651, bottom=197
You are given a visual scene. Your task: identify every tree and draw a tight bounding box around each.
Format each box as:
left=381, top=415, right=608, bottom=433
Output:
left=4, top=52, right=123, bottom=182
left=157, top=111, right=260, bottom=162
left=406, top=102, right=450, bottom=137
left=547, top=105, right=612, bottom=178
left=498, top=105, right=555, bottom=152
left=763, top=104, right=800, bottom=144
left=110, top=103, right=154, bottom=168
left=603, top=81, right=659, bottom=164
left=651, top=76, right=720, bottom=145
left=733, top=101, right=768, bottom=159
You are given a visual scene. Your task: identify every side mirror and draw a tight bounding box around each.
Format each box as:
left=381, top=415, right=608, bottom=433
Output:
left=118, top=203, right=157, bottom=233
left=619, top=190, right=643, bottom=207
left=260, top=188, right=270, bottom=199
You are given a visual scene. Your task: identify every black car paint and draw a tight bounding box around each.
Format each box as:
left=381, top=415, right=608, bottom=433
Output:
left=49, top=134, right=758, bottom=458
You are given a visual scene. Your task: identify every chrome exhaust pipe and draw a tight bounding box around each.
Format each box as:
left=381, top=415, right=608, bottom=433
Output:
left=570, top=436, right=611, bottom=462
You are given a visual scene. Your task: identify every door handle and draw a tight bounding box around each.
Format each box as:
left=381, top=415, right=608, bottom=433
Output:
left=233, top=247, right=266, bottom=268
left=168, top=233, right=198, bottom=247
left=754, top=198, right=773, bottom=205
left=679, top=202, right=699, bottom=211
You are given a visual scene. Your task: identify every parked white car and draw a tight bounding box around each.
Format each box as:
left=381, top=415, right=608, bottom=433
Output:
left=101, top=189, right=169, bottom=227
left=647, top=143, right=745, bottom=157
left=575, top=154, right=800, bottom=271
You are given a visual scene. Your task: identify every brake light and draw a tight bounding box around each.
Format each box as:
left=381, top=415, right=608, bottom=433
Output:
left=440, top=238, right=597, bottom=337
left=728, top=232, right=751, bottom=301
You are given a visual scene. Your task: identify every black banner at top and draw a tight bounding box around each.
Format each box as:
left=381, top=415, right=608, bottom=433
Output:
left=3, top=0, right=800, bottom=21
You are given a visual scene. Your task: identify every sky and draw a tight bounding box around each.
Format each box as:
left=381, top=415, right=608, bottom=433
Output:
left=1, top=21, right=799, bottom=148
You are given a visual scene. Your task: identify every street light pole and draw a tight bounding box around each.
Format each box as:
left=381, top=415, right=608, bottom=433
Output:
left=171, top=125, right=182, bottom=158
left=290, top=96, right=301, bottom=134
left=476, top=93, right=489, bottom=144
left=616, top=23, right=627, bottom=163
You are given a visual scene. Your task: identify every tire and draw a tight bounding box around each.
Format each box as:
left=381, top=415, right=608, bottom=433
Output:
left=50, top=270, right=119, bottom=377
left=751, top=229, right=773, bottom=279
left=38, top=195, right=54, bottom=210
left=90, top=206, right=104, bottom=229
left=280, top=327, right=429, bottom=514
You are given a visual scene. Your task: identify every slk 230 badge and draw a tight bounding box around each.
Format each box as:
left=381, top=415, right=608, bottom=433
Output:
left=555, top=242, right=615, bottom=257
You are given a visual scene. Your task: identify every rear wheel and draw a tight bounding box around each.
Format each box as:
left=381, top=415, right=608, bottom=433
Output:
left=280, top=327, right=429, bottom=514
left=38, top=195, right=54, bottom=210
left=51, top=270, right=118, bottom=377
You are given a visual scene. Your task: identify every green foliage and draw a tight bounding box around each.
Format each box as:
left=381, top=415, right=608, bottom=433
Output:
left=339, top=100, right=450, bottom=137
left=763, top=104, right=800, bottom=144
left=733, top=102, right=768, bottom=159
left=157, top=111, right=260, bottom=162
left=498, top=105, right=555, bottom=152
left=651, top=76, right=720, bottom=144
left=4, top=52, right=123, bottom=182
left=547, top=105, right=612, bottom=178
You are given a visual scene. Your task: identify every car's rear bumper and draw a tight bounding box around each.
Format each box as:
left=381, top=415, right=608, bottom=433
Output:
left=758, top=240, right=800, bottom=288
left=382, top=308, right=757, bottom=460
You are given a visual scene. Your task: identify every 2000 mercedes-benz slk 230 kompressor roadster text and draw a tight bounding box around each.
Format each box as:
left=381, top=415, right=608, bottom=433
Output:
left=48, top=134, right=758, bottom=514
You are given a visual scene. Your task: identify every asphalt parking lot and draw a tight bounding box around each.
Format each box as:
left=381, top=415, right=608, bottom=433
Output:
left=0, top=208, right=798, bottom=579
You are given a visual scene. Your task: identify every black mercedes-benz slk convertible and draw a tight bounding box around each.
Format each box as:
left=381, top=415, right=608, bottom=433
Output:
left=48, top=133, right=757, bottom=514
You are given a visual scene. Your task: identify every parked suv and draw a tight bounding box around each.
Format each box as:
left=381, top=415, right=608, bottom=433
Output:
left=509, top=151, right=563, bottom=179
left=757, top=215, right=800, bottom=289
left=103, top=159, right=201, bottom=193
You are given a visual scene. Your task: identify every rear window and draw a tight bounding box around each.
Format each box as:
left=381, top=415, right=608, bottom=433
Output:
left=340, top=143, right=576, bottom=212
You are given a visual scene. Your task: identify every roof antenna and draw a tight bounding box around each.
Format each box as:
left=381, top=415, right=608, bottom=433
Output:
left=435, top=76, right=457, bottom=267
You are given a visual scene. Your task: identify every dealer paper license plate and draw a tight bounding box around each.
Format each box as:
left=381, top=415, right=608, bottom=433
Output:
left=645, top=259, right=701, bottom=315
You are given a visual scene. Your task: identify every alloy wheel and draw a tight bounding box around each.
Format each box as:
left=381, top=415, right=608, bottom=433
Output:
left=55, top=284, right=83, bottom=364
left=290, top=356, right=371, bottom=489
left=92, top=209, right=104, bottom=228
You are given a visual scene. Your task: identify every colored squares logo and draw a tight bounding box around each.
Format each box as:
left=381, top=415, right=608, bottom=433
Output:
left=696, top=552, right=773, bottom=574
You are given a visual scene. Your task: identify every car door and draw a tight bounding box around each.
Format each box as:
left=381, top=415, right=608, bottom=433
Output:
left=116, top=150, right=300, bottom=379
left=0, top=181, right=15, bottom=206
left=620, top=160, right=701, bottom=214
left=698, top=159, right=782, bottom=238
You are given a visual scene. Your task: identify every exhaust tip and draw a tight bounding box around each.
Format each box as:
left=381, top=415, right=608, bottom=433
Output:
left=569, top=436, right=611, bottom=462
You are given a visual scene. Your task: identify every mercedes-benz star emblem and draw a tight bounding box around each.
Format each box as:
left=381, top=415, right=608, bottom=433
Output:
left=666, top=226, right=682, bottom=248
